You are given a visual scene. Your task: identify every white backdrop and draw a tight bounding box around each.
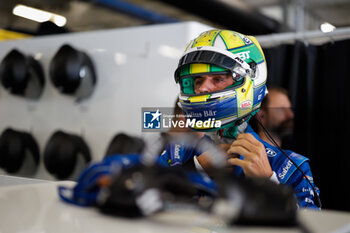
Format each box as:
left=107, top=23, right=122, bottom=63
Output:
left=0, top=22, right=212, bottom=179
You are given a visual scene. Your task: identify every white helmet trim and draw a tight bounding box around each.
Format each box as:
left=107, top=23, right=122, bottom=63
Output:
left=182, top=46, right=251, bottom=71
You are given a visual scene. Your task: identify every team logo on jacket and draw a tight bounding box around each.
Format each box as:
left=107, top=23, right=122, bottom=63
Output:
left=265, top=148, right=277, bottom=157
left=278, top=160, right=293, bottom=180
left=304, top=175, right=314, bottom=183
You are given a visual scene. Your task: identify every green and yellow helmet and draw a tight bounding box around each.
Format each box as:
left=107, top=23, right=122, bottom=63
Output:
left=174, top=29, right=267, bottom=131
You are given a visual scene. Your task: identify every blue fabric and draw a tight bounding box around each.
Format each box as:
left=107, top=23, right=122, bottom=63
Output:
left=58, top=154, right=142, bottom=206
left=157, top=138, right=205, bottom=167
left=244, top=125, right=320, bottom=209
left=159, top=125, right=320, bottom=209
left=58, top=127, right=320, bottom=209
left=58, top=153, right=217, bottom=206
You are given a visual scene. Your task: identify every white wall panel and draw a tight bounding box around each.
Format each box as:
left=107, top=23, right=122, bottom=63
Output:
left=0, top=22, right=212, bottom=179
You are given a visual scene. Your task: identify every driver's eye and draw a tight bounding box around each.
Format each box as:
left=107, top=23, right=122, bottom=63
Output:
left=214, top=77, right=223, bottom=83
left=194, top=77, right=204, bottom=87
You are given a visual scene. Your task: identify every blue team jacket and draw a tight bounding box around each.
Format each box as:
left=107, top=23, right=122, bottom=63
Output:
left=59, top=127, right=320, bottom=209
left=158, top=125, right=321, bottom=209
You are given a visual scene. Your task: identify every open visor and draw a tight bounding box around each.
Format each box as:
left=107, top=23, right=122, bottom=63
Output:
left=174, top=46, right=251, bottom=83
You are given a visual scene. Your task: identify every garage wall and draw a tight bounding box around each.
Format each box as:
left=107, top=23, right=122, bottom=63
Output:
left=0, top=21, right=212, bottom=180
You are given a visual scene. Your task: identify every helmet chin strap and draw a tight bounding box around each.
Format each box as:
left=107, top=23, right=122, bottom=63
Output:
left=221, top=109, right=259, bottom=139
left=221, top=125, right=239, bottom=139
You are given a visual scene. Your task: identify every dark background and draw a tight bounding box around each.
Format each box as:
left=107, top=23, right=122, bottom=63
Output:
left=263, top=39, right=350, bottom=211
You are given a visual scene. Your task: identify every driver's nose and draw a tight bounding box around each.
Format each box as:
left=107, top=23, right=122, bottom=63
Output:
left=195, top=78, right=215, bottom=94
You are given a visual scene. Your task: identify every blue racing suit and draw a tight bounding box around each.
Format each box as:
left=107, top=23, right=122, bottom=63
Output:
left=158, top=124, right=320, bottom=209
left=58, top=126, right=320, bottom=210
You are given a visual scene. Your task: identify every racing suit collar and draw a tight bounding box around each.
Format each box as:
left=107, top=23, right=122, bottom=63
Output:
left=205, top=121, right=249, bottom=144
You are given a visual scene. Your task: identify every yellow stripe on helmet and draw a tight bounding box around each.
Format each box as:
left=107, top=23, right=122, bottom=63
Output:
left=219, top=30, right=246, bottom=49
left=236, top=77, right=254, bottom=117
left=188, top=94, right=211, bottom=103
left=191, top=30, right=220, bottom=47
left=190, top=63, right=210, bottom=75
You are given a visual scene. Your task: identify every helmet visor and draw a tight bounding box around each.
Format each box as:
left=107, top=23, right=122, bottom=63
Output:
left=175, top=49, right=249, bottom=83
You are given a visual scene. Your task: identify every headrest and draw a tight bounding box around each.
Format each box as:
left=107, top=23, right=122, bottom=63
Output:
left=0, top=49, right=45, bottom=99
left=0, top=128, right=40, bottom=174
left=43, top=130, right=91, bottom=180
left=105, top=133, right=145, bottom=157
left=49, top=44, right=97, bottom=102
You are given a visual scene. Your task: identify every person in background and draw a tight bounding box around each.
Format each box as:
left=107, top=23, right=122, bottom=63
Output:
left=172, top=29, right=320, bottom=209
left=250, top=87, right=294, bottom=148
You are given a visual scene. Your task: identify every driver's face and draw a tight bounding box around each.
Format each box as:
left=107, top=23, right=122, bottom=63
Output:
left=194, top=74, right=234, bottom=94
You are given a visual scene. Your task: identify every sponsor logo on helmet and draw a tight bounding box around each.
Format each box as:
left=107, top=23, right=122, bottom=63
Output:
left=237, top=34, right=253, bottom=45
left=278, top=160, right=293, bottom=180
left=234, top=56, right=245, bottom=65
left=236, top=51, right=250, bottom=60
left=203, top=110, right=217, bottom=117
left=265, top=148, right=277, bottom=157
left=258, top=88, right=265, bottom=101
left=240, top=100, right=252, bottom=110
left=243, top=37, right=252, bottom=44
